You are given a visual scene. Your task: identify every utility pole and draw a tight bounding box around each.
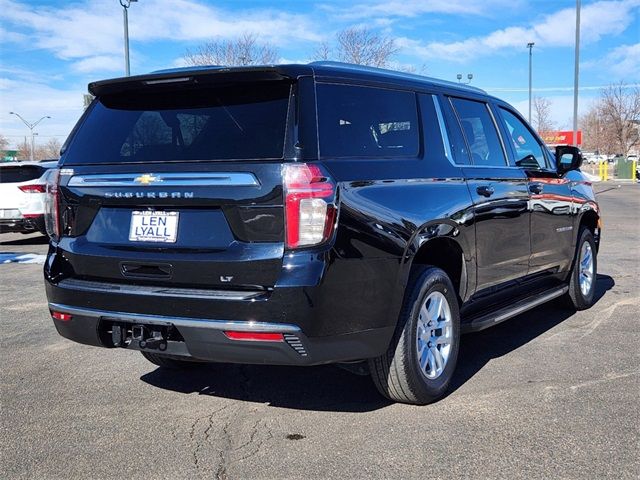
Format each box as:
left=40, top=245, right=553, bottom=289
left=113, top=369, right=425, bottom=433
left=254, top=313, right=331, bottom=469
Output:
left=9, top=112, right=51, bottom=161
left=527, top=42, right=535, bottom=124
left=572, top=0, right=581, bottom=147
left=120, top=0, right=138, bottom=76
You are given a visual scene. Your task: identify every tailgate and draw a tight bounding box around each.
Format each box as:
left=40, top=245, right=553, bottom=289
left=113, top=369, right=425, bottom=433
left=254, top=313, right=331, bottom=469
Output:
left=57, top=162, right=285, bottom=289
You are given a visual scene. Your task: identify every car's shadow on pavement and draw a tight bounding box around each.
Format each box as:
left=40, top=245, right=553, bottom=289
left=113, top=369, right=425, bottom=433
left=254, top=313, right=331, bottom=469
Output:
left=141, top=362, right=392, bottom=412
left=0, top=234, right=48, bottom=246
left=447, top=273, right=615, bottom=396
left=140, top=274, right=614, bottom=411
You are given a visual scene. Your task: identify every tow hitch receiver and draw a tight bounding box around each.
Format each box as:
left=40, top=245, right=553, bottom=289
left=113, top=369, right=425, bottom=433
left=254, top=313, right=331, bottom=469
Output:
left=107, top=321, right=173, bottom=351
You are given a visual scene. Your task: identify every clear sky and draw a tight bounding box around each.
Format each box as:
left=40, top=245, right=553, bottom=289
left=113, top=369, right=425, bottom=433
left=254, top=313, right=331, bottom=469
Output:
left=1, top=0, right=638, bottom=149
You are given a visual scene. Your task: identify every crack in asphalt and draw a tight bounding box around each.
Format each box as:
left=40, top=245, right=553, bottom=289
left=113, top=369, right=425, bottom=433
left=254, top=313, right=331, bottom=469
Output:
left=215, top=420, right=231, bottom=480
left=190, top=404, right=230, bottom=470
left=188, top=369, right=276, bottom=479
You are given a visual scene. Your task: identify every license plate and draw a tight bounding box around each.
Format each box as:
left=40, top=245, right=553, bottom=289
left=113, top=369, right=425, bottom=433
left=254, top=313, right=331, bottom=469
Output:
left=0, top=209, right=20, bottom=219
left=128, top=211, right=179, bottom=243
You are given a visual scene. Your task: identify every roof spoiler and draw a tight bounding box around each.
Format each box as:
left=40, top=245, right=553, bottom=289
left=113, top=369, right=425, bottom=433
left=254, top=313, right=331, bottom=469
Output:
left=88, top=67, right=293, bottom=96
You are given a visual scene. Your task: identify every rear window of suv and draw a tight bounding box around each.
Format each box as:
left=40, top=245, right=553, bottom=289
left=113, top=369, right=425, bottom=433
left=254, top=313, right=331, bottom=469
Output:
left=62, top=82, right=291, bottom=164
left=0, top=165, right=45, bottom=183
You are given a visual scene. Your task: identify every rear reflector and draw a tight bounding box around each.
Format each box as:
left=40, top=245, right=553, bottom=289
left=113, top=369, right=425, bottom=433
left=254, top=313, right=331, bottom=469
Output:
left=224, top=331, right=284, bottom=342
left=19, top=184, right=46, bottom=193
left=51, top=311, right=72, bottom=321
left=22, top=214, right=42, bottom=219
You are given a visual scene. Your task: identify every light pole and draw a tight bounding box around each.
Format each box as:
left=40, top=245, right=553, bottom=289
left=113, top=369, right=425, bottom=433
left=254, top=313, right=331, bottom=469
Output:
left=119, top=0, right=138, bottom=76
left=9, top=112, right=51, bottom=161
left=527, top=42, right=535, bottom=124
left=456, top=73, right=473, bottom=85
left=572, top=0, right=581, bottom=147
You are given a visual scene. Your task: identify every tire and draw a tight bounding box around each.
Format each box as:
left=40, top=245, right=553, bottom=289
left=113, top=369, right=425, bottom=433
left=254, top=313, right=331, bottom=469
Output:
left=36, top=217, right=48, bottom=236
left=140, top=351, right=203, bottom=369
left=566, top=227, right=597, bottom=310
left=369, top=266, right=461, bottom=405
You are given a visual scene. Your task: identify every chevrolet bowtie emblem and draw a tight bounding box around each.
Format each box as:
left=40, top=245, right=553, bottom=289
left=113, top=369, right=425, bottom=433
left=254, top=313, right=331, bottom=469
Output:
left=134, top=174, right=159, bottom=185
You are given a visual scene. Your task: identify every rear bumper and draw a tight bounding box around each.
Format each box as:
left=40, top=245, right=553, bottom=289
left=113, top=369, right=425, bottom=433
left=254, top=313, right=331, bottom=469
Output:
left=48, top=301, right=394, bottom=366
left=0, top=215, right=44, bottom=233
left=44, top=241, right=402, bottom=365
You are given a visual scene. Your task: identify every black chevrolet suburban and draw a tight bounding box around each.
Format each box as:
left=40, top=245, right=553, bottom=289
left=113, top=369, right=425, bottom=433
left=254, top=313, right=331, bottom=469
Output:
left=44, top=62, right=600, bottom=404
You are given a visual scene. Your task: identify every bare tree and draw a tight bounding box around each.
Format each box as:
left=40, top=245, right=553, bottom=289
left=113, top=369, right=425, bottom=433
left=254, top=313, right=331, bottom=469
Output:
left=533, top=96, right=555, bottom=133
left=40, top=138, right=62, bottom=160
left=313, top=41, right=331, bottom=61
left=596, top=82, right=640, bottom=156
left=579, top=109, right=616, bottom=154
left=313, top=27, right=399, bottom=68
left=0, top=134, right=8, bottom=151
left=184, top=33, right=279, bottom=67
left=16, top=138, right=30, bottom=161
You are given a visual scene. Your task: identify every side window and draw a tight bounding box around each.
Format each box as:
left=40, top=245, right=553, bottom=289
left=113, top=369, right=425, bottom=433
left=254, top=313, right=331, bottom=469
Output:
left=499, top=108, right=547, bottom=169
left=449, top=98, right=507, bottom=167
left=317, top=84, right=420, bottom=158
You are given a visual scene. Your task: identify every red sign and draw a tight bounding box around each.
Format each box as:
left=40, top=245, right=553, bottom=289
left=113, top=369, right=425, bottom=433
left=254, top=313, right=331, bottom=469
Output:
left=539, top=130, right=582, bottom=146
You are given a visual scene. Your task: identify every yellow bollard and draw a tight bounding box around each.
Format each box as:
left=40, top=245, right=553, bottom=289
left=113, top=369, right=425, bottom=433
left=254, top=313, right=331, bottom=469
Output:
left=633, top=160, right=637, bottom=182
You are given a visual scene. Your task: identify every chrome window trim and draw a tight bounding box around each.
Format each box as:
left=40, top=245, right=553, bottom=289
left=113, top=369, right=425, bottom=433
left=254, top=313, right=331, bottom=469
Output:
left=48, top=303, right=301, bottom=333
left=67, top=172, right=259, bottom=188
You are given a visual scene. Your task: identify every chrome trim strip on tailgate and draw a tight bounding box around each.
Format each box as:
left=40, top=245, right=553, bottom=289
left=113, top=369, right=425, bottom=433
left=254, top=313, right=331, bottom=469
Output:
left=48, top=302, right=301, bottom=333
left=57, top=278, right=267, bottom=301
left=67, top=172, right=259, bottom=187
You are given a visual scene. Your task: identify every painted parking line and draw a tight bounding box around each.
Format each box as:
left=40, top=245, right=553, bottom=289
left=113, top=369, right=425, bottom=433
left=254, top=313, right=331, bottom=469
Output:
left=0, top=253, right=47, bottom=264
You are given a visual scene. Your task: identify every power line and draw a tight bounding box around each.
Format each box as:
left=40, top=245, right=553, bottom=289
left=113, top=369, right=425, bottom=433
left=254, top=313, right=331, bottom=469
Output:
left=485, top=84, right=640, bottom=93
left=2, top=134, right=68, bottom=137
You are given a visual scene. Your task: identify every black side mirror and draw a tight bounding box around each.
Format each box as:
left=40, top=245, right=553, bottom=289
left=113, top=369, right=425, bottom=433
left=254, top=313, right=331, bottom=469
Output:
left=556, top=145, right=582, bottom=174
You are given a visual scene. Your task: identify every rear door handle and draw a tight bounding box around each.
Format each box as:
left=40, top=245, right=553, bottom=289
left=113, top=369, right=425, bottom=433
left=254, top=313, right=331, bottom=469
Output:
left=529, top=183, right=544, bottom=194
left=476, top=185, right=495, bottom=197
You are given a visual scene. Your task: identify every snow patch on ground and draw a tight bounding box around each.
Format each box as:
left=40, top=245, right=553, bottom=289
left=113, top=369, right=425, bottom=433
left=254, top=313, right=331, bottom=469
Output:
left=0, top=253, right=47, bottom=264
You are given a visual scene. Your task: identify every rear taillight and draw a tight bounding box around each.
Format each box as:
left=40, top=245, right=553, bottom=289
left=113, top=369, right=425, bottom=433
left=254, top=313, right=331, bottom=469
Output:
left=283, top=163, right=337, bottom=249
left=18, top=184, right=46, bottom=193
left=44, top=169, right=61, bottom=239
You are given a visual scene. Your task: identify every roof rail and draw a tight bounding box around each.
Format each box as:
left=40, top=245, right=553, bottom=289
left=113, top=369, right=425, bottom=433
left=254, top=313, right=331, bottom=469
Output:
left=150, top=65, right=225, bottom=74
left=308, top=61, right=486, bottom=94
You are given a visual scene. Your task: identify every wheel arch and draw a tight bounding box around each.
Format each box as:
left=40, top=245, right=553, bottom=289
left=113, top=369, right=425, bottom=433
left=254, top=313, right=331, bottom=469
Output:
left=577, top=206, right=600, bottom=251
left=407, top=229, right=470, bottom=303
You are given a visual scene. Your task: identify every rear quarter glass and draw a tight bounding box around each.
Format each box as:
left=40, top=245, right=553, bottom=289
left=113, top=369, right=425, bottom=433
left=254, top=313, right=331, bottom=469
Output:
left=316, top=83, right=420, bottom=159
left=62, top=82, right=292, bottom=164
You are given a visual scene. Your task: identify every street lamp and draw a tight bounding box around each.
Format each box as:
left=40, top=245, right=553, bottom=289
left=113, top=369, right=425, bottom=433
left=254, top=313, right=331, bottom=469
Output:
left=456, top=73, right=473, bottom=85
left=119, top=0, right=138, bottom=76
left=573, top=0, right=581, bottom=147
left=8, top=112, right=51, bottom=161
left=527, top=42, right=535, bottom=124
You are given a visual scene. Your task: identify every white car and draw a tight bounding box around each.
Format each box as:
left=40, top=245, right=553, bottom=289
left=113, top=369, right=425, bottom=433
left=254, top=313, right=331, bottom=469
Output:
left=0, top=161, right=58, bottom=234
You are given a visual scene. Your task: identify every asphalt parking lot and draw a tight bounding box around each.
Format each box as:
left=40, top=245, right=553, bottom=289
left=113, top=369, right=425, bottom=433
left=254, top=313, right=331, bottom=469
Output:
left=1, top=183, right=638, bottom=479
